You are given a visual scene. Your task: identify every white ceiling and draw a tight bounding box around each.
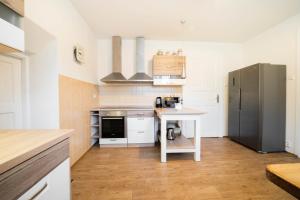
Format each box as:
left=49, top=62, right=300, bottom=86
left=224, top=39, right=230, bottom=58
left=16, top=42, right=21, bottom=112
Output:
left=71, top=0, right=300, bottom=42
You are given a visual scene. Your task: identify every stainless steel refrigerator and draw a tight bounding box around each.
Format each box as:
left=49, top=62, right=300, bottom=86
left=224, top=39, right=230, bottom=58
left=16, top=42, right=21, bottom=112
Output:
left=228, top=63, right=286, bottom=152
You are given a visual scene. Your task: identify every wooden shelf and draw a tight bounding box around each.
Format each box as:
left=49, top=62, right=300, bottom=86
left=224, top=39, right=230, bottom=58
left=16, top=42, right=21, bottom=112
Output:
left=158, top=135, right=195, bottom=153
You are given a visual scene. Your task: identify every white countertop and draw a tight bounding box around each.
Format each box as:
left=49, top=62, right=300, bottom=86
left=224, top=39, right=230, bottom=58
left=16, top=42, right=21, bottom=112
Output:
left=155, top=107, right=206, bottom=117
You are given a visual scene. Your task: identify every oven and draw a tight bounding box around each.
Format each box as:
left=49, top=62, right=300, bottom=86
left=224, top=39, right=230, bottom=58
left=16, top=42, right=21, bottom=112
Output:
left=101, top=116, right=125, bottom=138
left=99, top=110, right=127, bottom=145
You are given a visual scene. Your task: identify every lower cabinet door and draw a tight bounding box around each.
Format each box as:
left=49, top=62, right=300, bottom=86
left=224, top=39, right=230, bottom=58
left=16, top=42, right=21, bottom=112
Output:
left=18, top=159, right=70, bottom=200
left=127, top=117, right=154, bottom=144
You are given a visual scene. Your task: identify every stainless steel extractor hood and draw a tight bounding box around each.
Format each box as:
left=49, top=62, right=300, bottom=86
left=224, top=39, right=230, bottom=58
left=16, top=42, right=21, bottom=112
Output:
left=128, top=37, right=153, bottom=83
left=101, top=36, right=127, bottom=83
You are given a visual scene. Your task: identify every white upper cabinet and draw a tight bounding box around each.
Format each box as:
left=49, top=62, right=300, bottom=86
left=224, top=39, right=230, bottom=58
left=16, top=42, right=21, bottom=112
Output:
left=0, top=17, right=24, bottom=52
left=0, top=1, right=24, bottom=53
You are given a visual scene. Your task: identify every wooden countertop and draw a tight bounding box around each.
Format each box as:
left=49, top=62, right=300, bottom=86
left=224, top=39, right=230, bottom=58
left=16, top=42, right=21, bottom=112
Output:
left=155, top=107, right=206, bottom=117
left=267, top=163, right=300, bottom=188
left=0, top=129, right=73, bottom=174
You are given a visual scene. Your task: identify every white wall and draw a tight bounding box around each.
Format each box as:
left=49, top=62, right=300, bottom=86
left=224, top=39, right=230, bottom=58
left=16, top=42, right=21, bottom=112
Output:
left=28, top=41, right=59, bottom=128
left=243, top=13, right=300, bottom=154
left=25, top=0, right=98, bottom=84
left=24, top=19, right=60, bottom=129
left=20, top=0, right=99, bottom=128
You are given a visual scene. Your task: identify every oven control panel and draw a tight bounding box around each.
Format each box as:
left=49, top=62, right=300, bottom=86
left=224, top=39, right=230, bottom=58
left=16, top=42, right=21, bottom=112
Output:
left=99, top=110, right=127, bottom=117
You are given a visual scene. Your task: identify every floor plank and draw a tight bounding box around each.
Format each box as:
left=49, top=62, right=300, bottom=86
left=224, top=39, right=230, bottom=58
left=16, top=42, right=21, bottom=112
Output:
left=71, top=138, right=299, bottom=200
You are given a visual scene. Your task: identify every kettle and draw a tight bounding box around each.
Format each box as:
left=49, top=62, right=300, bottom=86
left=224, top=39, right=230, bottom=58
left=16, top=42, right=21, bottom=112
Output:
left=156, top=97, right=163, bottom=108
left=167, top=128, right=176, bottom=140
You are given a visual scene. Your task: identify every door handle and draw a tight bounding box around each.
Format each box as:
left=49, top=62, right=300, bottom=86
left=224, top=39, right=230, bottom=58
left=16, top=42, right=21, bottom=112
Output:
left=216, top=94, right=220, bottom=103
left=29, top=182, right=48, bottom=200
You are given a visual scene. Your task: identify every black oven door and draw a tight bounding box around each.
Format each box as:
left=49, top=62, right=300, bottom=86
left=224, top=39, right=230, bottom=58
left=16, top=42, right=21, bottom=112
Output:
left=101, top=117, right=125, bottom=138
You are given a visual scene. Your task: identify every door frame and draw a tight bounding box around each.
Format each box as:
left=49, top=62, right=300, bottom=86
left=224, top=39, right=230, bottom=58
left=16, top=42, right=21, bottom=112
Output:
left=296, top=29, right=300, bottom=157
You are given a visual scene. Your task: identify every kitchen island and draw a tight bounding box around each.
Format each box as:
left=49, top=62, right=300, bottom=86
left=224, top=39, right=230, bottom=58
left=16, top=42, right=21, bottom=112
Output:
left=155, top=108, right=206, bottom=163
left=0, top=130, right=73, bottom=200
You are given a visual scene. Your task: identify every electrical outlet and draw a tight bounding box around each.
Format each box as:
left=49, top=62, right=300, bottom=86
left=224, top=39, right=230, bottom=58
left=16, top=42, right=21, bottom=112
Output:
left=286, top=141, right=290, bottom=148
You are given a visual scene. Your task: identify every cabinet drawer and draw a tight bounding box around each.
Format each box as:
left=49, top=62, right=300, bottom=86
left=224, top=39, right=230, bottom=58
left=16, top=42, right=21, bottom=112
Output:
left=128, top=129, right=154, bottom=144
left=127, top=117, right=154, bottom=131
left=127, top=117, right=154, bottom=144
left=18, top=159, right=70, bottom=200
left=126, top=110, right=154, bottom=117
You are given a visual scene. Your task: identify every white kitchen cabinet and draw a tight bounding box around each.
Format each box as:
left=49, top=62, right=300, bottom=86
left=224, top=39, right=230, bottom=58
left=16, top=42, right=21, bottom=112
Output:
left=18, top=159, right=71, bottom=200
left=0, top=18, right=24, bottom=52
left=127, top=117, right=154, bottom=144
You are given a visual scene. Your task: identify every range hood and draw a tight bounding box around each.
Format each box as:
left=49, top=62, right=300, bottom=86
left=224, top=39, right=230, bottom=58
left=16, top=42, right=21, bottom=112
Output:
left=128, top=37, right=153, bottom=83
left=101, top=36, right=127, bottom=83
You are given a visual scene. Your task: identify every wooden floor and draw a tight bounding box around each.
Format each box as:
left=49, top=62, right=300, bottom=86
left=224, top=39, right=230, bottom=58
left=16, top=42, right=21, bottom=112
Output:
left=71, top=138, right=300, bottom=200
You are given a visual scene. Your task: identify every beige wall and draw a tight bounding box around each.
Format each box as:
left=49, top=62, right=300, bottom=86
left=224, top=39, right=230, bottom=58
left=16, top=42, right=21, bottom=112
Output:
left=59, top=75, right=99, bottom=165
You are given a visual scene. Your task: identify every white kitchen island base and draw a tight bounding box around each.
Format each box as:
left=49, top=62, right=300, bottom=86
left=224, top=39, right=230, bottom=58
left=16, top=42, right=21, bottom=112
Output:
left=155, top=108, right=206, bottom=163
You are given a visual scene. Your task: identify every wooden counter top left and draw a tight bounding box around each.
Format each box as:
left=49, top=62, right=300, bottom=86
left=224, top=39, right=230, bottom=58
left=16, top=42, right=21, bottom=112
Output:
left=0, top=129, right=73, bottom=175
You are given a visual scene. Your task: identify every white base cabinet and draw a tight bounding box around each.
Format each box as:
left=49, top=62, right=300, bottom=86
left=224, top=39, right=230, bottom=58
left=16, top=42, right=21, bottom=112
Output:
left=18, top=159, right=70, bottom=200
left=127, top=117, right=154, bottom=144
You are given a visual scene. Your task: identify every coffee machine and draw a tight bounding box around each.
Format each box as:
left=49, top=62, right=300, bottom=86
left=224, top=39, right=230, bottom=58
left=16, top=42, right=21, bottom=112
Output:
left=163, top=97, right=180, bottom=108
left=156, top=96, right=181, bottom=108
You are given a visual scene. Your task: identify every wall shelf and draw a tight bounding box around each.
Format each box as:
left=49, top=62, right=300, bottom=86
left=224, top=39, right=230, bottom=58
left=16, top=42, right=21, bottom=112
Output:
left=90, top=110, right=100, bottom=145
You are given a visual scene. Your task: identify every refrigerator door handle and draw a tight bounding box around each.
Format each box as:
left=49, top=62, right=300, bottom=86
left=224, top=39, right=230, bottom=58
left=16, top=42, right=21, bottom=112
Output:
left=239, top=88, right=242, bottom=110
left=216, top=94, right=220, bottom=103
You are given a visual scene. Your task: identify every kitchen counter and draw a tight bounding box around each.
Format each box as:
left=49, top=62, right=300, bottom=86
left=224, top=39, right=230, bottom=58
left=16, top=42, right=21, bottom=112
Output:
left=92, top=105, right=154, bottom=111
left=0, top=129, right=73, bottom=174
left=155, top=107, right=206, bottom=117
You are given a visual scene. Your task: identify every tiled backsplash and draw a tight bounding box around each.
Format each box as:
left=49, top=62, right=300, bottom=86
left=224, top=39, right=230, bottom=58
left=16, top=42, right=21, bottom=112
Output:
left=99, top=85, right=182, bottom=106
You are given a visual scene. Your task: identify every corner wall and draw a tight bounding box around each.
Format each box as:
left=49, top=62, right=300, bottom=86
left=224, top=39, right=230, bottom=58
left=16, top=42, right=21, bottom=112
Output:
left=24, top=0, right=100, bottom=164
left=242, top=13, right=300, bottom=154
left=25, top=0, right=98, bottom=84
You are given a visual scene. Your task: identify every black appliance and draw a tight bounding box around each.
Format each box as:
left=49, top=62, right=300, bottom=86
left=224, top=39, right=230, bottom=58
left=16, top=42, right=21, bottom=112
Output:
left=156, top=97, right=163, bottom=108
left=100, top=111, right=126, bottom=139
left=228, top=63, right=286, bottom=153
left=163, top=97, right=180, bottom=108
left=167, top=128, right=176, bottom=140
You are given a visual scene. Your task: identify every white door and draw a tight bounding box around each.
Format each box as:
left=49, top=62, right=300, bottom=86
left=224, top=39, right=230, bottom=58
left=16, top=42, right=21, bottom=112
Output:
left=0, top=55, right=22, bottom=129
left=182, top=53, right=222, bottom=137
